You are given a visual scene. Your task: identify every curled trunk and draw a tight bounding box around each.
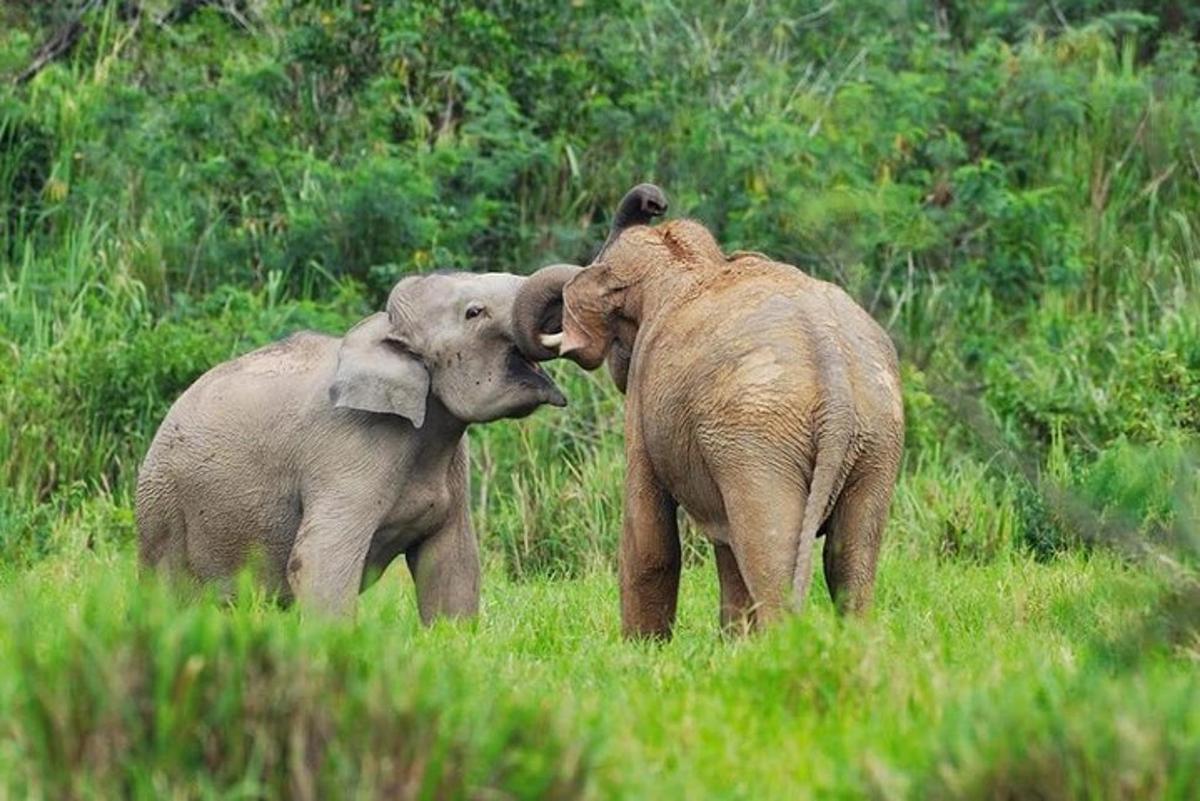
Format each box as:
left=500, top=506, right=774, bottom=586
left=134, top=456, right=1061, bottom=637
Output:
left=512, top=264, right=583, bottom=362
left=513, top=183, right=669, bottom=366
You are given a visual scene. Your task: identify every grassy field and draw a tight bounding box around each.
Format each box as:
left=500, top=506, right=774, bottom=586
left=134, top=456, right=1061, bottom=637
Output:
left=2, top=1, right=1199, bottom=798
left=3, top=543, right=1195, bottom=799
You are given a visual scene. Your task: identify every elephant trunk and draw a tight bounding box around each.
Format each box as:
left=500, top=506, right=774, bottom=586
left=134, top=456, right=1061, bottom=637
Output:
left=512, top=184, right=668, bottom=363
left=512, top=264, right=583, bottom=362
left=594, top=183, right=669, bottom=260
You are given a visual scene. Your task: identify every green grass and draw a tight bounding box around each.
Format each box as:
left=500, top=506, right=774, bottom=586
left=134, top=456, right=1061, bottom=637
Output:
left=3, top=2, right=1200, bottom=797
left=1, top=543, right=1195, bottom=799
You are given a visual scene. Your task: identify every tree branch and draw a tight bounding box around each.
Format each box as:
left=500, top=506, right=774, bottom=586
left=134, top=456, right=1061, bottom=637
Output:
left=14, top=0, right=106, bottom=85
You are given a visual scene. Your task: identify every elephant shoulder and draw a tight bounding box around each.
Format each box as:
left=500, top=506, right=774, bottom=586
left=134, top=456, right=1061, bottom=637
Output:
left=171, top=332, right=338, bottom=416
left=211, top=331, right=338, bottom=381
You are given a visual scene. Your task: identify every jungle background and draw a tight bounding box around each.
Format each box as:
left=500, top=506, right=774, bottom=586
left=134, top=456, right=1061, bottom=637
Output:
left=0, top=1, right=1198, bottom=798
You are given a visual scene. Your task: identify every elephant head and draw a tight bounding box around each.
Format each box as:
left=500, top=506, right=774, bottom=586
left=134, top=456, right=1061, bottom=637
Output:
left=331, top=273, right=568, bottom=427
left=512, top=183, right=668, bottom=391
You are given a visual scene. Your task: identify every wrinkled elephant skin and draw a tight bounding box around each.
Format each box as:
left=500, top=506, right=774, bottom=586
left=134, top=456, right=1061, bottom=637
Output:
left=137, top=272, right=566, bottom=620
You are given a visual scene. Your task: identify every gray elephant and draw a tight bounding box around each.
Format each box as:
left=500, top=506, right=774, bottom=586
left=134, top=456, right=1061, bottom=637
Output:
left=137, top=272, right=568, bottom=620
left=512, top=185, right=904, bottom=638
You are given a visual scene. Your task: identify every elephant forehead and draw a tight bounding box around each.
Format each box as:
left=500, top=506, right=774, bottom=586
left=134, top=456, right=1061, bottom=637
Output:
left=389, top=272, right=524, bottom=317
left=448, top=272, right=524, bottom=316
left=606, top=218, right=723, bottom=268
left=466, top=272, right=525, bottom=297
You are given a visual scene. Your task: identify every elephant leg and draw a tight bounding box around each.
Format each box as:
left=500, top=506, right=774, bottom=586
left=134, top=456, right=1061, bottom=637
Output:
left=286, top=510, right=375, bottom=618
left=723, top=475, right=809, bottom=626
left=619, top=446, right=681, bottom=641
left=136, top=477, right=186, bottom=573
left=405, top=511, right=480, bottom=625
left=822, top=471, right=895, bottom=615
left=714, top=541, right=756, bottom=636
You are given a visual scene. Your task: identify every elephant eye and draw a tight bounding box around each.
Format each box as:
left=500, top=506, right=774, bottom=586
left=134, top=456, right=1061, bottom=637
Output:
left=465, top=303, right=486, bottom=320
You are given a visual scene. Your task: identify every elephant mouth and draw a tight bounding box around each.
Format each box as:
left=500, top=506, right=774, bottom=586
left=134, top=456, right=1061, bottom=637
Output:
left=506, top=346, right=567, bottom=407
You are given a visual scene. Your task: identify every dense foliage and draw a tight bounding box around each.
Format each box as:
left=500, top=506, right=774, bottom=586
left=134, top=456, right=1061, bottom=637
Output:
left=0, top=1, right=1197, bottom=798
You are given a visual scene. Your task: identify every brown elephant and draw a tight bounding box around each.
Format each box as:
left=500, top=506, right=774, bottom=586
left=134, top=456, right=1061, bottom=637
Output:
left=513, top=185, right=904, bottom=638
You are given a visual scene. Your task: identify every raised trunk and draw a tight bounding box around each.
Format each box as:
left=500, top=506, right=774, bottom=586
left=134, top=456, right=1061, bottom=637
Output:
left=513, top=183, right=669, bottom=365
left=594, top=183, right=669, bottom=260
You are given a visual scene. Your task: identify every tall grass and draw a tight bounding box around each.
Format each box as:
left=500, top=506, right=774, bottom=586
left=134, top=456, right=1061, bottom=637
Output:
left=0, top=2, right=1198, bottom=797
left=0, top=545, right=1194, bottom=799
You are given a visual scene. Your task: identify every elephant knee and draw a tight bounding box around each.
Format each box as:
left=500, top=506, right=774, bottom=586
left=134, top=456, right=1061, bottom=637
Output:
left=285, top=551, right=303, bottom=585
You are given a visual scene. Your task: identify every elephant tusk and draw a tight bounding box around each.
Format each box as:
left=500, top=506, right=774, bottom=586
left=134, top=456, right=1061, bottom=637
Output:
left=539, top=332, right=564, bottom=350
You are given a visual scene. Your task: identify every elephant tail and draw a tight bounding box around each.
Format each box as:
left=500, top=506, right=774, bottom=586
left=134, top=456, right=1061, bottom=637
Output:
left=793, top=351, right=854, bottom=603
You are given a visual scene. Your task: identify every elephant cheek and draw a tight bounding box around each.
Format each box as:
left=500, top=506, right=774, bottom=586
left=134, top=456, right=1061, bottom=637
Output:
left=557, top=322, right=605, bottom=370
left=557, top=303, right=604, bottom=369
left=560, top=327, right=589, bottom=358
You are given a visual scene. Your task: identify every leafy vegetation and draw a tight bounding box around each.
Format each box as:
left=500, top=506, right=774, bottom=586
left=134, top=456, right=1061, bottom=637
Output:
left=0, top=1, right=1197, bottom=798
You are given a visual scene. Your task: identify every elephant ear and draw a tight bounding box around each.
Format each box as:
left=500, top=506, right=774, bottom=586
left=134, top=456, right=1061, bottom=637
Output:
left=330, top=312, right=430, bottom=427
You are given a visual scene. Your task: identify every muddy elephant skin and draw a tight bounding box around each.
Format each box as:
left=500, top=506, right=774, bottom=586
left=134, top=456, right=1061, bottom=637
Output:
left=520, top=186, right=904, bottom=638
